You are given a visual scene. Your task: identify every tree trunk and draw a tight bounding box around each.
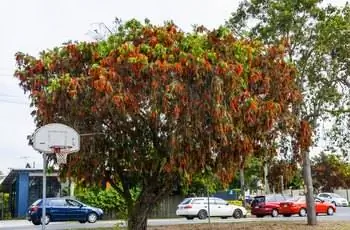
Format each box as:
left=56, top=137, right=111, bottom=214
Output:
left=240, top=167, right=246, bottom=207
left=128, top=203, right=149, bottom=230
left=263, top=162, right=270, bottom=194
left=126, top=175, right=177, bottom=230
left=303, top=150, right=317, bottom=225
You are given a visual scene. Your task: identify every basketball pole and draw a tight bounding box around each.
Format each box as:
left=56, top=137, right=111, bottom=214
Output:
left=41, top=152, right=47, bottom=230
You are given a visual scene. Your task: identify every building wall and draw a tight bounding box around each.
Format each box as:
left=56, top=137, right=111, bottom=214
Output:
left=15, top=172, right=29, bottom=217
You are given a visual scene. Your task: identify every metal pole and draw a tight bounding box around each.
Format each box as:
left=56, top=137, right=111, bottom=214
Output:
left=207, top=189, right=211, bottom=226
left=41, top=152, right=47, bottom=230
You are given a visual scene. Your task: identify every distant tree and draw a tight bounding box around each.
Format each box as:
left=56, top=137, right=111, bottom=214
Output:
left=14, top=19, right=310, bottom=230
left=312, top=152, right=350, bottom=192
left=267, top=159, right=298, bottom=193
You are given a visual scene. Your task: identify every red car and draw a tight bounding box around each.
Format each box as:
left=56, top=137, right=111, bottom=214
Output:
left=251, top=194, right=289, bottom=217
left=279, top=196, right=336, bottom=217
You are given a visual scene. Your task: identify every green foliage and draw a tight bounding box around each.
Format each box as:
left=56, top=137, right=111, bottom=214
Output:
left=74, top=185, right=127, bottom=218
left=180, top=170, right=222, bottom=196
left=227, top=200, right=243, bottom=206
left=230, top=156, right=264, bottom=192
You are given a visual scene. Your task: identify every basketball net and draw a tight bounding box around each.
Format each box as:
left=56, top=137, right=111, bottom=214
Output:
left=51, top=146, right=71, bottom=165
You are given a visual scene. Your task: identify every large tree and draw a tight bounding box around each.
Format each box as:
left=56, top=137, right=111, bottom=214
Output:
left=227, top=0, right=350, bottom=225
left=14, top=19, right=309, bottom=229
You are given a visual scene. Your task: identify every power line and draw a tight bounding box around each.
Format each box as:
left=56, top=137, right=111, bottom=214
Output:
left=0, top=93, right=23, bottom=98
left=0, top=99, right=29, bottom=105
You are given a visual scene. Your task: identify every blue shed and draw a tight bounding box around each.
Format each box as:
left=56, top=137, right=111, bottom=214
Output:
left=0, top=169, right=65, bottom=218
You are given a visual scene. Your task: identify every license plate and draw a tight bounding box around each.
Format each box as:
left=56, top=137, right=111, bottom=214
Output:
left=255, top=206, right=259, bottom=209
left=284, top=204, right=288, bottom=207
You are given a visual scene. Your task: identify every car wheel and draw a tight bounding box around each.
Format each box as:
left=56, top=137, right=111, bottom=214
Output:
left=185, top=216, right=194, bottom=220
left=87, top=212, right=98, bottom=223
left=327, top=207, right=334, bottom=216
left=41, top=215, right=50, bottom=225
left=233, top=209, right=243, bottom=219
left=283, top=214, right=292, bottom=217
left=32, top=220, right=40, bottom=225
left=79, top=220, right=87, bottom=223
left=299, top=208, right=307, bottom=217
left=197, top=209, right=208, bottom=220
left=271, top=209, right=279, bottom=217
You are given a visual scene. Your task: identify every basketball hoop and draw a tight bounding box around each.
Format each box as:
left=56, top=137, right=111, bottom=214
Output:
left=50, top=146, right=72, bottom=165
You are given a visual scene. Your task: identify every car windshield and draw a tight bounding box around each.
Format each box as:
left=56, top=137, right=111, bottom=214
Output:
left=180, top=198, right=192, bottom=205
left=31, top=199, right=41, bottom=206
left=331, top=194, right=341, bottom=198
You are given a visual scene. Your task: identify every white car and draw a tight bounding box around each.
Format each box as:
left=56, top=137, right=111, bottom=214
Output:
left=176, top=197, right=247, bottom=220
left=317, top=193, right=349, bottom=207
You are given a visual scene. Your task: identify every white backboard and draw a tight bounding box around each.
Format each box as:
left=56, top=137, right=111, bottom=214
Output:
left=32, top=123, right=80, bottom=153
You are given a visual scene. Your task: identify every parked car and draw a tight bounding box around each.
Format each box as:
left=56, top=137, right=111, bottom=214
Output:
left=316, top=193, right=349, bottom=207
left=251, top=194, right=290, bottom=217
left=279, top=196, right=336, bottom=217
left=176, top=197, right=247, bottom=220
left=27, top=197, right=103, bottom=225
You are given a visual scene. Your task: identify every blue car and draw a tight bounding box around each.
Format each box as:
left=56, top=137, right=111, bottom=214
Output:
left=27, top=197, right=103, bottom=225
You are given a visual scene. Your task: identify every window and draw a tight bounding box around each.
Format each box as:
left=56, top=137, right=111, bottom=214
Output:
left=215, top=198, right=228, bottom=205
left=181, top=198, right=192, bottom=205
left=319, top=194, right=328, bottom=198
left=192, top=199, right=205, bottom=204
left=49, top=199, right=67, bottom=207
left=66, top=199, right=82, bottom=207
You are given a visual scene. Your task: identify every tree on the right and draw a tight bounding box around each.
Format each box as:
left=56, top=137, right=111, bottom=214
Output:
left=312, top=152, right=350, bottom=193
left=227, top=0, right=350, bottom=225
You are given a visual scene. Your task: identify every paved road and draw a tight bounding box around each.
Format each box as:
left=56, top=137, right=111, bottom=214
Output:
left=2, top=207, right=350, bottom=230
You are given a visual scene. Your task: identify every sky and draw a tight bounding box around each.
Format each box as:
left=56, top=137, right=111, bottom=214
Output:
left=0, top=0, right=347, bottom=175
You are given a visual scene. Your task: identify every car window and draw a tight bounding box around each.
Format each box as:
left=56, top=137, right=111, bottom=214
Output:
left=215, top=198, right=227, bottom=205
left=66, top=199, right=82, bottom=207
left=252, top=196, right=265, bottom=204
left=49, top=199, right=67, bottom=207
left=319, top=194, right=327, bottom=198
left=192, top=199, right=205, bottom=204
left=31, top=199, right=42, bottom=206
left=180, top=198, right=192, bottom=205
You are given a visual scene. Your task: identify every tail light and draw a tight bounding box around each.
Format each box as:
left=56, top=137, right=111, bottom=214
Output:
left=30, top=205, right=39, bottom=212
left=184, top=205, right=192, bottom=209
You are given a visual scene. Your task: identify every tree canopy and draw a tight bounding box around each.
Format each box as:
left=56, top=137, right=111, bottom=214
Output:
left=14, top=19, right=310, bottom=229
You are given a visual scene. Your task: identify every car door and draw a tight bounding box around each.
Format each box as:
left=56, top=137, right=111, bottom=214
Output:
left=315, top=198, right=327, bottom=213
left=66, top=199, right=87, bottom=220
left=205, top=198, right=218, bottom=217
left=214, top=198, right=232, bottom=217
left=48, top=199, right=68, bottom=221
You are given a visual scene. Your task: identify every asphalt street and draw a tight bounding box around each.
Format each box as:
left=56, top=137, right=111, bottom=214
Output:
left=2, top=207, right=350, bottom=230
